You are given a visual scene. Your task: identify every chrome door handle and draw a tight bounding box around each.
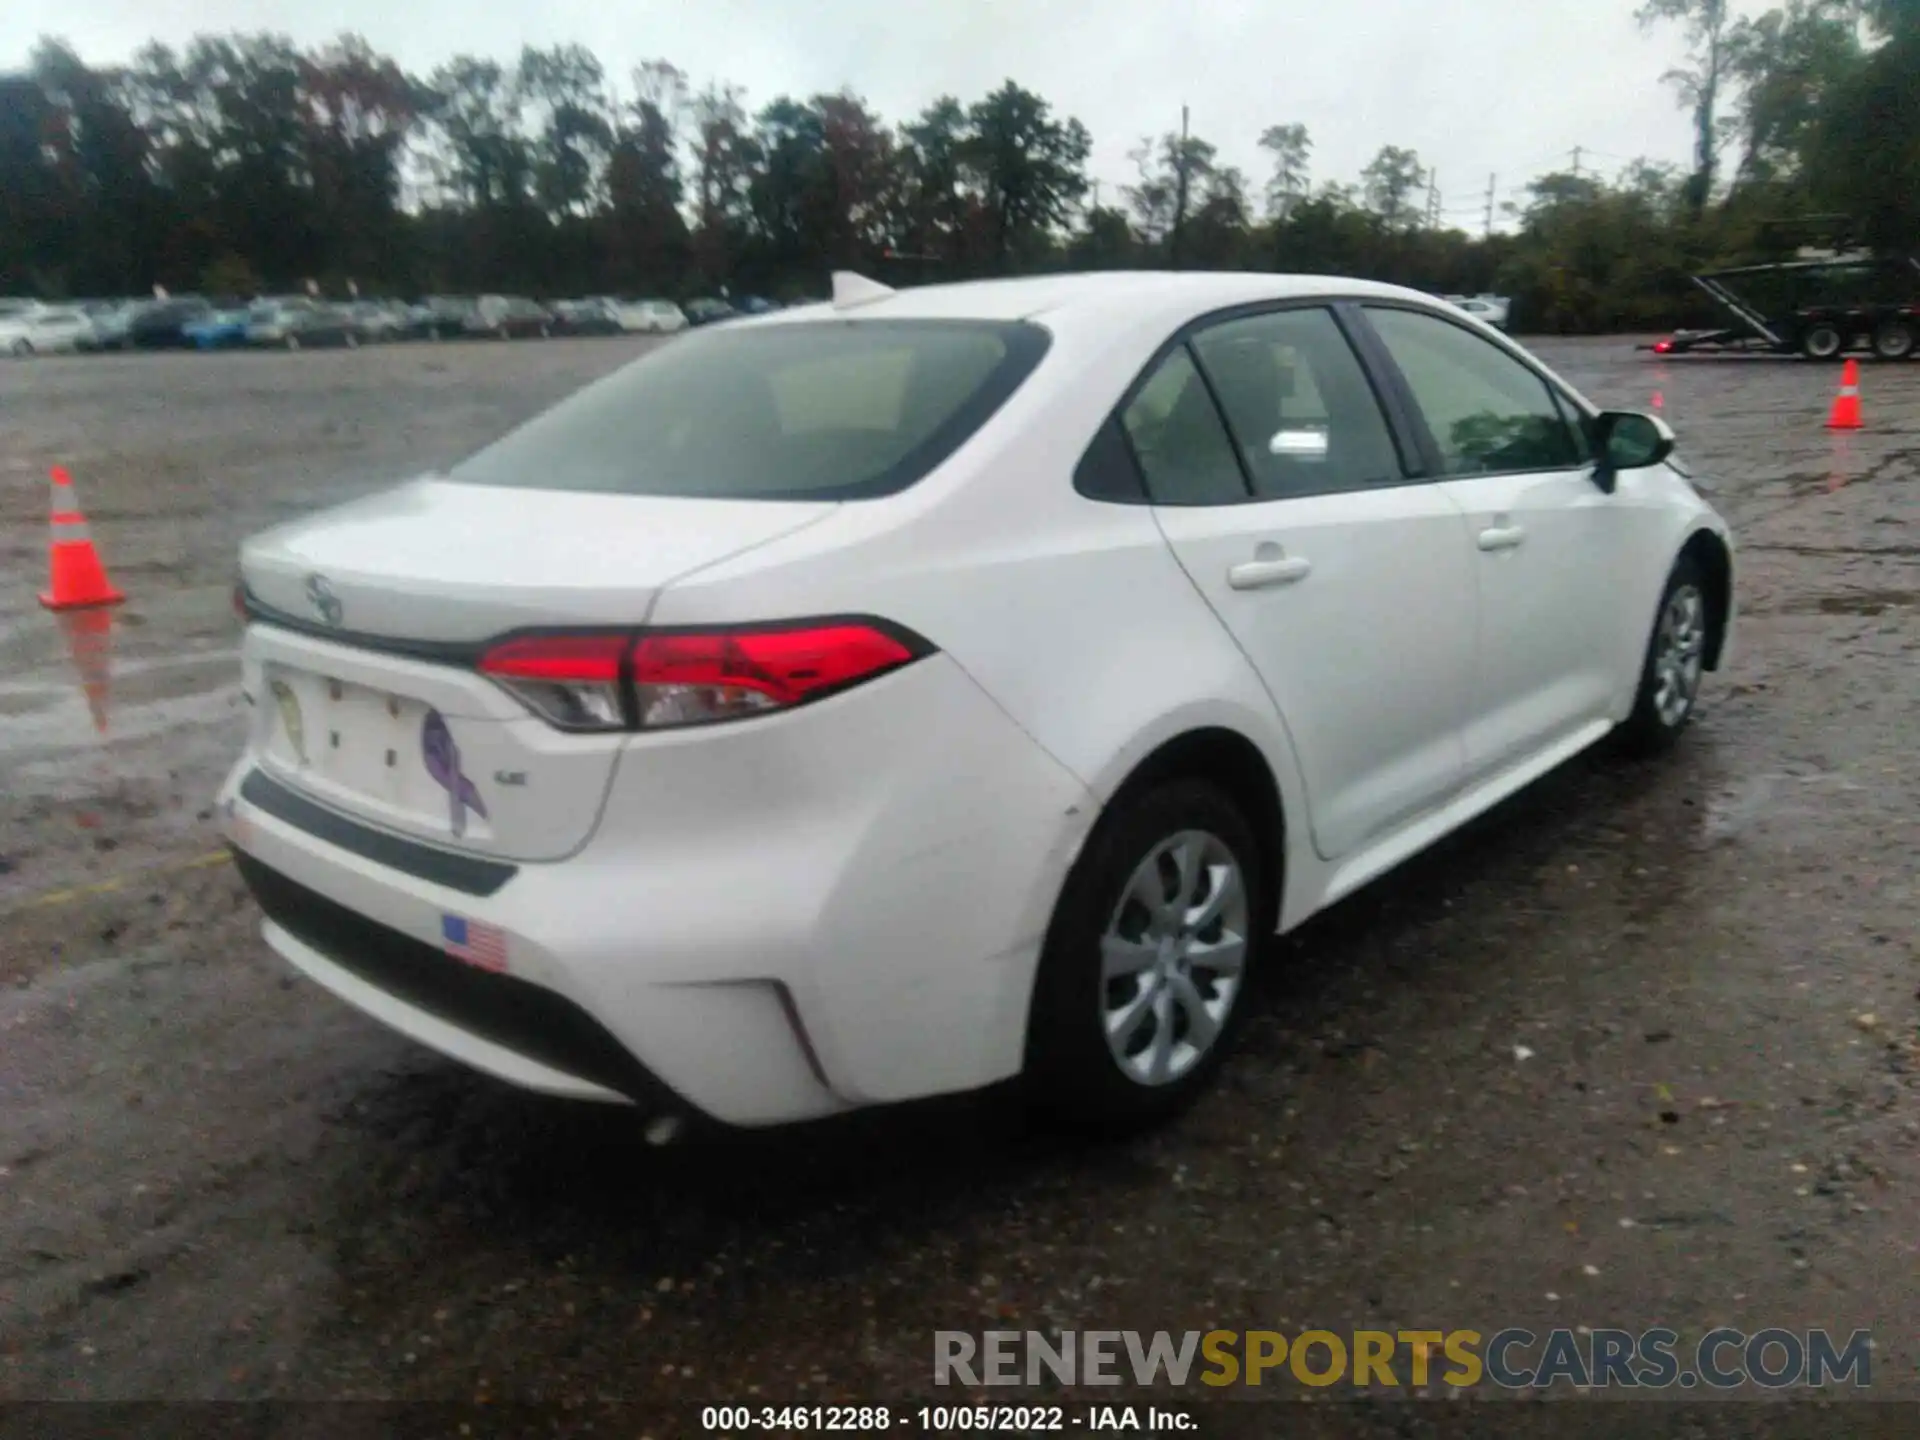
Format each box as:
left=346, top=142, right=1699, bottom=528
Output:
left=1477, top=525, right=1526, bottom=552
left=1227, top=555, right=1312, bottom=590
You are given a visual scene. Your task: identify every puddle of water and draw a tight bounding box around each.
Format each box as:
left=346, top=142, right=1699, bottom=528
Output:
left=0, top=649, right=237, bottom=703
left=1816, top=590, right=1918, bottom=616
left=0, top=682, right=241, bottom=755
left=1771, top=590, right=1920, bottom=617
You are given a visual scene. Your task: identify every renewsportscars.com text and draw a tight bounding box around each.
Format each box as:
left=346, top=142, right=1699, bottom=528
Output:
left=934, top=1327, right=1872, bottom=1391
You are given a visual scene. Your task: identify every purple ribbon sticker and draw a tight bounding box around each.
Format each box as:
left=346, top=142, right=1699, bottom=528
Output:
left=422, top=709, right=488, bottom=837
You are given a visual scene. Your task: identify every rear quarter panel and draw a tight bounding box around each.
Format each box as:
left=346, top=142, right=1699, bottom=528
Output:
left=647, top=310, right=1318, bottom=930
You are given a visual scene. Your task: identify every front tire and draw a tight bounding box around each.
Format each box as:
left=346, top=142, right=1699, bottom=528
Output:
left=1026, top=778, right=1268, bottom=1133
left=1618, top=554, right=1710, bottom=757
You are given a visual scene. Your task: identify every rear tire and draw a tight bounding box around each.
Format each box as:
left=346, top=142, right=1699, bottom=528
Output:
left=1800, top=322, right=1845, bottom=361
left=1617, top=553, right=1710, bottom=758
left=10, top=339, right=32, bottom=357
left=1025, top=778, right=1269, bottom=1134
left=1871, top=317, right=1916, bottom=362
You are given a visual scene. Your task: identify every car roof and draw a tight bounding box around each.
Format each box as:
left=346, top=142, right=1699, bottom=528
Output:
left=750, top=270, right=1450, bottom=335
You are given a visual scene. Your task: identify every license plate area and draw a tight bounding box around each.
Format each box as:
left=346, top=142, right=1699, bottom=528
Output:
left=260, top=664, right=488, bottom=838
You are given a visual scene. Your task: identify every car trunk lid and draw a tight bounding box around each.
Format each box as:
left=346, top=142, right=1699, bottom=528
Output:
left=238, top=479, right=837, bottom=860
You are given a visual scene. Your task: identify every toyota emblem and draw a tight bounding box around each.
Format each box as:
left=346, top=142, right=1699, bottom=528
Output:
left=305, top=574, right=344, bottom=627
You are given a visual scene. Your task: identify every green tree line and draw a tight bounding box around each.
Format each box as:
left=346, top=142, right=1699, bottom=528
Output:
left=1, top=0, right=1915, bottom=330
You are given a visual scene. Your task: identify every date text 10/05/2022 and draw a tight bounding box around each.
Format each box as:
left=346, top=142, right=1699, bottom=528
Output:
left=701, top=1405, right=1195, bottom=1432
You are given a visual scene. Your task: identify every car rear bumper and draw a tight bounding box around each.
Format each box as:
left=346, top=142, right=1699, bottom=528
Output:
left=219, top=654, right=1099, bottom=1126
left=233, top=848, right=672, bottom=1105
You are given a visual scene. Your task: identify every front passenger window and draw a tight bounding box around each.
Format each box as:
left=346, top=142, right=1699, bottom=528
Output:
left=1365, top=306, right=1583, bottom=476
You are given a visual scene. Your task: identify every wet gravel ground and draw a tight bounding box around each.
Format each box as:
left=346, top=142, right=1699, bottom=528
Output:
left=0, top=336, right=1916, bottom=1434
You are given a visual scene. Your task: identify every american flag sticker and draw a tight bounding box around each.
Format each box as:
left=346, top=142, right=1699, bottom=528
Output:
left=441, top=913, right=509, bottom=973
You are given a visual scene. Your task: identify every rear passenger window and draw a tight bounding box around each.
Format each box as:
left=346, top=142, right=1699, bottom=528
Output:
left=1118, top=347, right=1249, bottom=506
left=1190, top=308, right=1404, bottom=497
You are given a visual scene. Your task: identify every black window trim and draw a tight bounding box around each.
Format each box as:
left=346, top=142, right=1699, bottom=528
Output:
left=1347, top=300, right=1600, bottom=482
left=1075, top=295, right=1435, bottom=508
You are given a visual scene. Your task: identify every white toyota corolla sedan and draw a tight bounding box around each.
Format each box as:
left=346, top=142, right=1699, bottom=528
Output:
left=220, top=269, right=1733, bottom=1134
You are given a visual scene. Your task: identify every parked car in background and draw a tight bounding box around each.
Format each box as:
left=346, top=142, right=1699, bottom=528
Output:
left=734, top=295, right=779, bottom=315
left=83, top=301, right=149, bottom=351
left=128, top=298, right=214, bottom=349
left=73, top=300, right=122, bottom=350
left=0, top=306, right=95, bottom=356
left=347, top=301, right=408, bottom=343
left=393, top=298, right=468, bottom=341
left=1444, top=294, right=1512, bottom=331
left=289, top=304, right=361, bottom=349
left=247, top=300, right=360, bottom=349
left=467, top=295, right=554, bottom=339
left=184, top=307, right=254, bottom=350
left=613, top=298, right=688, bottom=334
left=245, top=299, right=315, bottom=348
left=551, top=299, right=625, bottom=337
left=683, top=297, right=739, bottom=326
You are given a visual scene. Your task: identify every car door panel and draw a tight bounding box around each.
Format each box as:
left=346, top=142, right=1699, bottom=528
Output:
left=1121, top=309, right=1479, bottom=863
left=1154, top=490, right=1476, bottom=860
left=1360, top=305, right=1623, bottom=786
left=1440, top=468, right=1621, bottom=778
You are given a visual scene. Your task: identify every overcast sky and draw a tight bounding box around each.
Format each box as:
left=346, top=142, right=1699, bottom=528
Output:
left=4, top=0, right=1708, bottom=226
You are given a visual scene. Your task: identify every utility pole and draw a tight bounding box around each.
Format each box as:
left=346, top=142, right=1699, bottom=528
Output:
left=1170, top=105, right=1190, bottom=268
left=1425, top=171, right=1440, bottom=230
left=1484, top=173, right=1496, bottom=239
left=1571, top=146, right=1583, bottom=178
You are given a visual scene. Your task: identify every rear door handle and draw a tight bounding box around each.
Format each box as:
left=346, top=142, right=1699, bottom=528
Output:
left=1477, top=524, right=1527, bottom=552
left=1227, top=555, right=1312, bottom=590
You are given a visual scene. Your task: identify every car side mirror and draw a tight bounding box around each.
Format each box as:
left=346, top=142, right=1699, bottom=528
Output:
left=1592, top=410, right=1675, bottom=493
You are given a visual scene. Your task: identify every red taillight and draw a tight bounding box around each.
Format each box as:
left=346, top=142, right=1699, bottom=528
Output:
left=479, top=633, right=628, bottom=683
left=1653, top=340, right=1673, bottom=354
left=479, top=632, right=631, bottom=731
left=478, top=622, right=926, bottom=731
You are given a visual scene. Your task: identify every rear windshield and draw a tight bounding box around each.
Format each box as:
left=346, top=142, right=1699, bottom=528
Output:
left=450, top=318, right=1050, bottom=500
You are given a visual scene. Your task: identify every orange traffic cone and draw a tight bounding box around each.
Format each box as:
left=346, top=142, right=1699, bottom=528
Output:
left=1825, top=359, right=1862, bottom=431
left=38, top=465, right=124, bottom=610
left=56, top=606, right=117, bottom=734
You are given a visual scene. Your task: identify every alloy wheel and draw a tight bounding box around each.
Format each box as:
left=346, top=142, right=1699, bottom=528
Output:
left=1652, top=583, right=1706, bottom=728
left=1099, top=829, right=1249, bottom=1086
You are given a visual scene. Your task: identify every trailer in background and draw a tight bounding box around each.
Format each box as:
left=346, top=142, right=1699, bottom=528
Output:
left=1642, top=251, right=1919, bottom=360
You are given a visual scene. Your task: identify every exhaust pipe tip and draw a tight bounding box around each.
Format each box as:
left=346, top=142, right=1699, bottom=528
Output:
left=644, top=1114, right=685, bottom=1147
